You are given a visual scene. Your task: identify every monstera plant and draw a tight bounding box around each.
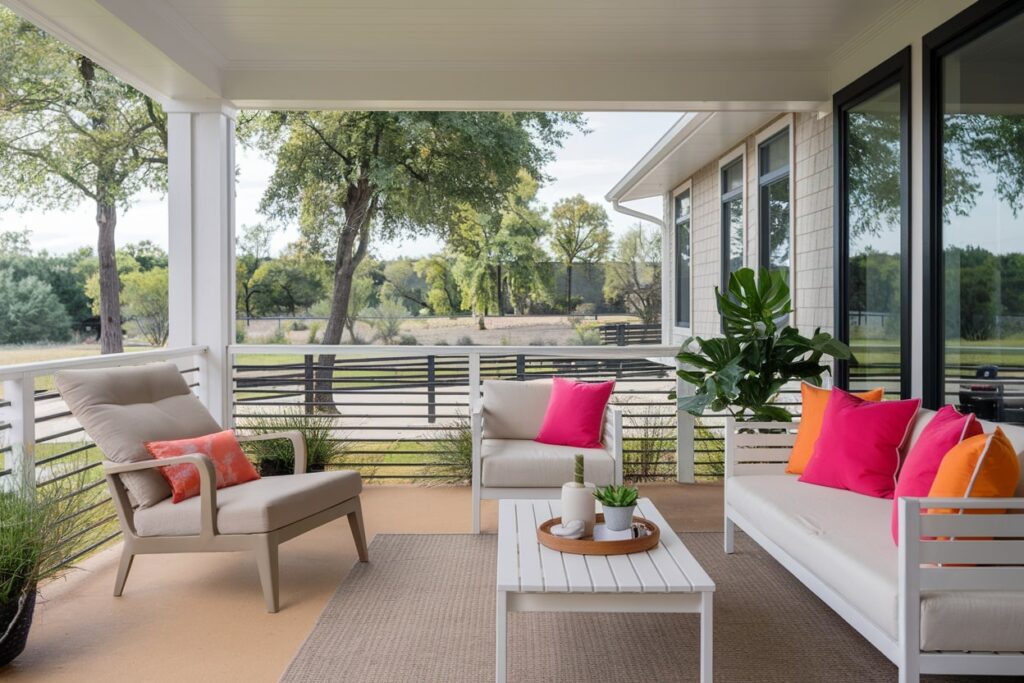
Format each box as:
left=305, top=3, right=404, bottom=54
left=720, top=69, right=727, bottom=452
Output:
left=674, top=268, right=853, bottom=422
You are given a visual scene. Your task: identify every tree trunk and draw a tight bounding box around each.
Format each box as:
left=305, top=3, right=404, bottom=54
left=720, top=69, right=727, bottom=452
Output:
left=311, top=187, right=373, bottom=412
left=496, top=263, right=504, bottom=316
left=96, top=200, right=123, bottom=354
left=565, top=263, right=574, bottom=314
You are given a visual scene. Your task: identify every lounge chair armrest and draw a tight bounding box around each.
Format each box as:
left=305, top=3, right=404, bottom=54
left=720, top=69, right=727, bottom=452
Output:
left=236, top=430, right=308, bottom=474
left=603, top=405, right=624, bottom=485
left=104, top=454, right=219, bottom=537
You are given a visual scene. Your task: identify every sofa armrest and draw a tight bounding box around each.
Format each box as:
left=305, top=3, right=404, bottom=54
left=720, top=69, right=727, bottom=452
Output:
left=724, top=417, right=799, bottom=479
left=236, top=430, right=308, bottom=474
left=104, top=455, right=219, bottom=537
left=897, top=496, right=1024, bottom=655
left=603, top=405, right=624, bottom=485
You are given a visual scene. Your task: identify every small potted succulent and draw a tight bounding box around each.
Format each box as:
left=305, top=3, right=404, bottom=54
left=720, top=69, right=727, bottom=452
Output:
left=593, top=484, right=639, bottom=532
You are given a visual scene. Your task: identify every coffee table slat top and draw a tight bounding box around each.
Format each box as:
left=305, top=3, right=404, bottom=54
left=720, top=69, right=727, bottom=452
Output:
left=497, top=498, right=714, bottom=594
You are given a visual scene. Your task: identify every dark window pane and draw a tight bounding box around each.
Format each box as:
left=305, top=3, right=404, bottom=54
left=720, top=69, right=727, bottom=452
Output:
left=760, top=131, right=789, bottom=177
left=722, top=159, right=743, bottom=193
left=940, top=12, right=1024, bottom=423
left=676, top=190, right=691, bottom=327
left=724, top=197, right=743, bottom=281
left=846, top=82, right=903, bottom=396
left=765, top=178, right=790, bottom=277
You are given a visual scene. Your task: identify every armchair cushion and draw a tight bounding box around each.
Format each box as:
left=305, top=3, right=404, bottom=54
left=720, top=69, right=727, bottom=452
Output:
left=535, top=377, right=615, bottom=449
left=146, top=429, right=260, bottom=503
left=481, top=439, right=613, bottom=488
left=56, top=363, right=222, bottom=508
left=481, top=380, right=552, bottom=440
left=133, top=470, right=362, bottom=536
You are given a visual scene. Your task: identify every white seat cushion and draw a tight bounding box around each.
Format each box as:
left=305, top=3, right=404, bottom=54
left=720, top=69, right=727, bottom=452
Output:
left=481, top=439, right=613, bottom=488
left=133, top=470, right=362, bottom=537
left=729, top=474, right=1024, bottom=651
left=728, top=474, right=899, bottom=637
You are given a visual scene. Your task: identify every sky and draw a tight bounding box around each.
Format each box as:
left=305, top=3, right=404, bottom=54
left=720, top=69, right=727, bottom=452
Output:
left=0, top=112, right=680, bottom=260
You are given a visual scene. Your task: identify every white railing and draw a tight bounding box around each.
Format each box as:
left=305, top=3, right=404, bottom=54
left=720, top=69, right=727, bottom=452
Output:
left=0, top=345, right=208, bottom=495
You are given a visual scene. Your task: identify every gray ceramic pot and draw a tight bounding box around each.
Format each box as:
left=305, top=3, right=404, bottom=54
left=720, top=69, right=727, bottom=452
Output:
left=603, top=504, right=636, bottom=532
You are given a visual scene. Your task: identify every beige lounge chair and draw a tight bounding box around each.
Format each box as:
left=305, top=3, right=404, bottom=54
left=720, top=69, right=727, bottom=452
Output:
left=55, top=362, right=367, bottom=613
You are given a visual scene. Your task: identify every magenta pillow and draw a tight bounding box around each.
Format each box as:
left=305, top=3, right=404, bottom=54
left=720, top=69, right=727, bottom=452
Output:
left=890, top=405, right=981, bottom=544
left=799, top=388, right=920, bottom=498
left=534, top=377, right=615, bottom=448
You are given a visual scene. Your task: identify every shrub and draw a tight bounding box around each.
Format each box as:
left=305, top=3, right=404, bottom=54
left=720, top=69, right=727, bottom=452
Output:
left=427, top=415, right=472, bottom=485
left=455, top=335, right=475, bottom=346
left=238, top=409, right=349, bottom=473
left=398, top=333, right=418, bottom=345
left=361, top=297, right=406, bottom=344
left=307, top=322, right=321, bottom=344
left=290, top=320, right=309, bottom=331
left=0, top=271, right=71, bottom=344
left=569, top=322, right=601, bottom=345
left=235, top=321, right=248, bottom=344
left=263, top=326, right=287, bottom=344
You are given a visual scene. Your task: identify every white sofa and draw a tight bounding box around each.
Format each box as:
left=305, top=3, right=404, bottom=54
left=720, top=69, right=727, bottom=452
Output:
left=471, top=379, right=623, bottom=533
left=724, top=410, right=1024, bottom=682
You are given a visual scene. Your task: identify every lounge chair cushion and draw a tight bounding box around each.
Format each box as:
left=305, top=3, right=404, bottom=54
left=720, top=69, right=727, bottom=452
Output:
left=481, top=380, right=553, bottom=440
left=55, top=363, right=222, bottom=508
left=133, top=470, right=362, bottom=536
left=481, top=438, right=613, bottom=488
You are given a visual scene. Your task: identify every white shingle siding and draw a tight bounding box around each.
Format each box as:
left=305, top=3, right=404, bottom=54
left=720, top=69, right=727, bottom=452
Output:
left=661, top=112, right=835, bottom=341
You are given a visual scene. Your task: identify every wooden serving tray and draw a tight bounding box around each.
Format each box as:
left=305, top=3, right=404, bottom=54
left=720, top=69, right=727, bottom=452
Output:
left=537, top=514, right=660, bottom=555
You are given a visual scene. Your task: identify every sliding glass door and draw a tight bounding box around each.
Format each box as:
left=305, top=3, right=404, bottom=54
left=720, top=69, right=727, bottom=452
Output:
left=835, top=50, right=911, bottom=398
left=925, top=2, right=1024, bottom=421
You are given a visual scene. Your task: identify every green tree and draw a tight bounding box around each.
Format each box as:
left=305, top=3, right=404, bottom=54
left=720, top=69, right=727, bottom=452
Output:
left=250, top=254, right=327, bottom=316
left=0, top=231, right=94, bottom=324
left=236, top=223, right=276, bottom=322
left=361, top=297, right=407, bottom=344
left=415, top=254, right=461, bottom=316
left=243, top=110, right=582, bottom=409
left=0, top=9, right=168, bottom=354
left=604, top=224, right=661, bottom=323
left=0, top=271, right=71, bottom=343
left=381, top=258, right=428, bottom=313
left=121, top=267, right=168, bottom=346
left=549, top=195, right=611, bottom=312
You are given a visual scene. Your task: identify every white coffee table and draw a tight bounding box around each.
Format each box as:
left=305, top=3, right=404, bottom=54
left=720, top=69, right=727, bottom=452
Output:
left=496, top=498, right=715, bottom=683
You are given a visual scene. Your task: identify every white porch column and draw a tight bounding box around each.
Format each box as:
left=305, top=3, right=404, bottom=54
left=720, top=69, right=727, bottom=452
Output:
left=166, top=103, right=237, bottom=426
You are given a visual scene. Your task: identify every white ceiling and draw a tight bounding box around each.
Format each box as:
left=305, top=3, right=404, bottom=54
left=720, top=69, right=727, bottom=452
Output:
left=2, top=0, right=973, bottom=108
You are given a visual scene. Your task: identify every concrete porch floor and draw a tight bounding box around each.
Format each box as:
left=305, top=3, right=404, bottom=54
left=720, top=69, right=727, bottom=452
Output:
left=5, top=482, right=722, bottom=682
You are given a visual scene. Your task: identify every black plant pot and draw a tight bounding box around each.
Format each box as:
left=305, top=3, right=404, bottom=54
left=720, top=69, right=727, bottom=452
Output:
left=258, top=460, right=325, bottom=477
left=0, top=589, right=36, bottom=668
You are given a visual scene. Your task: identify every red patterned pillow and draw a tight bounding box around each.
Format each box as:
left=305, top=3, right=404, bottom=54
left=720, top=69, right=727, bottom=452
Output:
left=145, top=429, right=259, bottom=503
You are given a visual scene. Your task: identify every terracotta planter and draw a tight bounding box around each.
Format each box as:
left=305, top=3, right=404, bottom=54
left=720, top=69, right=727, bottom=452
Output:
left=0, top=589, right=36, bottom=668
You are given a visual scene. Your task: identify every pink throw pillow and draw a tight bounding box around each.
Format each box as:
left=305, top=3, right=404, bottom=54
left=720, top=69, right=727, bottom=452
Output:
left=799, top=389, right=920, bottom=499
left=890, top=405, right=981, bottom=544
left=146, top=429, right=260, bottom=503
left=534, top=377, right=615, bottom=449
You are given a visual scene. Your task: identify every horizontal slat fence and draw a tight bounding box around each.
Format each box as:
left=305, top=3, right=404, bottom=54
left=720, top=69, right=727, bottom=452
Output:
left=231, top=351, right=703, bottom=482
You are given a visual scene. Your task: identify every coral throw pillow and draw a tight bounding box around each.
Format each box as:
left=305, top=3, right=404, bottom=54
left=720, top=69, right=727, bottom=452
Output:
left=534, top=377, right=615, bottom=449
left=785, top=383, right=884, bottom=474
left=890, top=405, right=982, bottom=544
left=146, top=429, right=260, bottom=503
left=799, top=389, right=920, bottom=498
left=926, top=427, right=1020, bottom=517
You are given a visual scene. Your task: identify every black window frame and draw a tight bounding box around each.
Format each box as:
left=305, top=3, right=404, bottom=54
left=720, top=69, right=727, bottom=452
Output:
left=833, top=47, right=912, bottom=399
left=720, top=156, right=744, bottom=293
left=757, top=127, right=791, bottom=275
left=673, top=187, right=692, bottom=329
left=922, top=0, right=1024, bottom=409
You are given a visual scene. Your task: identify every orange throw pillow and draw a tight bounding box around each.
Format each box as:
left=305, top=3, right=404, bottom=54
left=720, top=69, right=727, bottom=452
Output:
left=785, top=383, right=884, bottom=474
left=146, top=430, right=260, bottom=503
left=926, top=427, right=1020, bottom=517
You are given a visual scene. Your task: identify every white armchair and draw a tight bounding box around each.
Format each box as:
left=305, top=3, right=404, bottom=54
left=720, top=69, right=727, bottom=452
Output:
left=470, top=379, right=623, bottom=533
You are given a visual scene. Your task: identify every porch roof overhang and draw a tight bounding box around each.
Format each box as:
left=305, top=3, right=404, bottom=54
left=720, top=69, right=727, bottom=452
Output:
left=605, top=111, right=777, bottom=204
left=1, top=0, right=946, bottom=111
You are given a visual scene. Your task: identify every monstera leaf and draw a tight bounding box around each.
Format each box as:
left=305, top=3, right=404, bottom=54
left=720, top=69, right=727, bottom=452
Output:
left=675, top=268, right=853, bottom=421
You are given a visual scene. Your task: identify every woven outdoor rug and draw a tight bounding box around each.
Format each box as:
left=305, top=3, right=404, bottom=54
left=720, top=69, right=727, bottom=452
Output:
left=281, top=532, right=991, bottom=682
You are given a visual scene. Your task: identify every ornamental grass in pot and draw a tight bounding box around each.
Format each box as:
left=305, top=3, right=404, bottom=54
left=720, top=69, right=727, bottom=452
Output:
left=0, top=467, right=105, bottom=667
left=240, top=409, right=350, bottom=476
